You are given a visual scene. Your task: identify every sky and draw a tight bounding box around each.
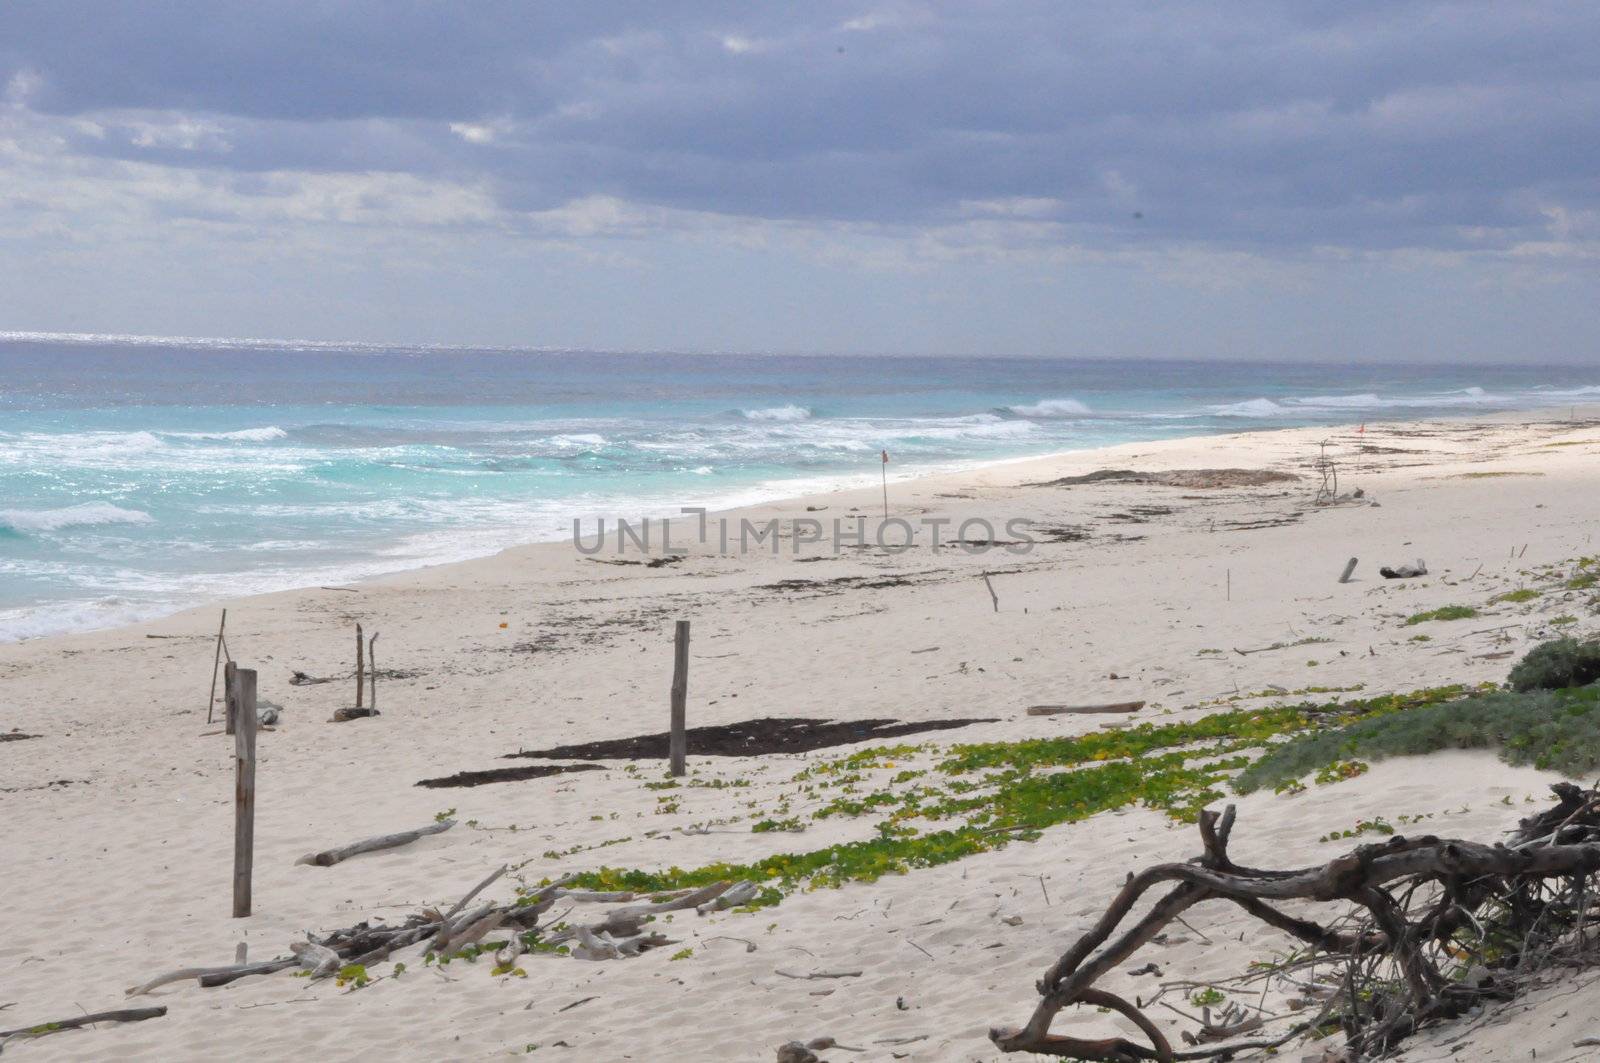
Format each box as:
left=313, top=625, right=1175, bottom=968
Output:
left=2, top=1, right=1599, bottom=362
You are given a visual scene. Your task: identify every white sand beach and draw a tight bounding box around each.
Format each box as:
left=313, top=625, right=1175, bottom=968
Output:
left=5, top=408, right=1600, bottom=1062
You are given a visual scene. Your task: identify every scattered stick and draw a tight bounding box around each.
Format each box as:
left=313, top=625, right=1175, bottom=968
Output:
left=1027, top=701, right=1145, bottom=717
left=776, top=969, right=863, bottom=980
left=295, top=819, right=455, bottom=867
left=982, top=572, right=1000, bottom=612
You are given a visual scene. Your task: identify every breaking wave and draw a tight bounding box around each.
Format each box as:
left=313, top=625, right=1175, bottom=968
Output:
left=1003, top=398, right=1092, bottom=418
left=0, top=503, right=155, bottom=534
left=741, top=404, right=812, bottom=422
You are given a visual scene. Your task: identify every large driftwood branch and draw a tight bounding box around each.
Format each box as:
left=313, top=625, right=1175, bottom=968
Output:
left=992, top=784, right=1600, bottom=1061
left=295, top=819, right=454, bottom=866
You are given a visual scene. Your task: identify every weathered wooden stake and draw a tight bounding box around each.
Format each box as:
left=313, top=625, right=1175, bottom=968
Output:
left=224, top=660, right=238, bottom=735
left=206, top=608, right=227, bottom=724
left=368, top=631, right=379, bottom=711
left=669, top=621, right=690, bottom=777
left=1338, top=557, right=1359, bottom=583
left=230, top=666, right=258, bottom=918
left=355, top=622, right=365, bottom=709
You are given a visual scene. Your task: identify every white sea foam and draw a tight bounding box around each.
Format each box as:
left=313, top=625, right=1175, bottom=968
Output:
left=0, top=503, right=155, bottom=533
left=0, top=596, right=173, bottom=643
left=546, top=433, right=608, bottom=448
left=1208, top=398, right=1292, bottom=417
left=162, top=426, right=289, bottom=442
left=1005, top=398, right=1091, bottom=417
left=741, top=404, right=812, bottom=422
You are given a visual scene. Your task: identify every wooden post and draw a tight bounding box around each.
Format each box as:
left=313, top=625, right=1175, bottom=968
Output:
left=231, top=666, right=258, bottom=918
left=1338, top=557, right=1359, bottom=584
left=669, top=621, right=690, bottom=777
left=355, top=622, right=365, bottom=709
left=206, top=608, right=227, bottom=724
left=224, top=660, right=238, bottom=736
left=367, top=632, right=379, bottom=711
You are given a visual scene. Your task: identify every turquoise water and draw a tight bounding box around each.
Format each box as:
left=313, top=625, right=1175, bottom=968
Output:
left=2, top=334, right=1596, bottom=641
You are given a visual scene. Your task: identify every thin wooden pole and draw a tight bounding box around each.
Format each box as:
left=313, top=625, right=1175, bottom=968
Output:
left=231, top=666, right=258, bottom=918
left=880, top=450, right=889, bottom=520
left=224, top=660, right=238, bottom=736
left=367, top=632, right=379, bottom=711
left=355, top=622, right=365, bottom=710
left=206, top=608, right=227, bottom=724
left=669, top=621, right=690, bottom=777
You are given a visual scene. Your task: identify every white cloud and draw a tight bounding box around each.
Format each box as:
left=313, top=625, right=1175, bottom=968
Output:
left=4, top=69, right=42, bottom=105
left=449, top=120, right=499, bottom=145
left=958, top=197, right=1064, bottom=219
left=719, top=34, right=766, bottom=54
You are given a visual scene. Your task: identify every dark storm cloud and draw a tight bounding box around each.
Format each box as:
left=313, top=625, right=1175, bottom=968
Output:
left=5, top=0, right=1599, bottom=250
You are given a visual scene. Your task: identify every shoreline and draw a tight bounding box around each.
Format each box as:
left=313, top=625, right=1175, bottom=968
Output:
left=6, top=401, right=1590, bottom=649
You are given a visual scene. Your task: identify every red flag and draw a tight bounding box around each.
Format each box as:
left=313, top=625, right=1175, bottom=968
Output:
left=881, top=449, right=889, bottom=464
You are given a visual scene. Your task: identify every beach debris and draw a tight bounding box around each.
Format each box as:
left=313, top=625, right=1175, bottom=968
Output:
left=507, top=716, right=996, bottom=761
left=1026, top=701, right=1144, bottom=717
left=415, top=762, right=603, bottom=789
left=255, top=700, right=282, bottom=726
left=0, top=731, right=38, bottom=743
left=981, top=572, right=1000, bottom=612
left=1338, top=557, right=1358, bottom=583
left=127, top=868, right=632, bottom=996
left=295, top=817, right=455, bottom=867
left=290, top=667, right=418, bottom=685
left=1379, top=559, right=1428, bottom=579
left=1026, top=468, right=1299, bottom=489
left=776, top=969, right=863, bottom=980
left=331, top=706, right=380, bottom=722
left=991, top=784, right=1600, bottom=1061
left=0, top=1006, right=167, bottom=1052
left=777, top=1037, right=864, bottom=1063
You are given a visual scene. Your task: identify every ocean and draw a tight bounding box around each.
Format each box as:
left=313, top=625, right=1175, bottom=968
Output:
left=2, top=333, right=1596, bottom=642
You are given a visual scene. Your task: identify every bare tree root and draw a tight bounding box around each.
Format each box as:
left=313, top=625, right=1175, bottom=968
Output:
left=992, top=783, right=1600, bottom=1061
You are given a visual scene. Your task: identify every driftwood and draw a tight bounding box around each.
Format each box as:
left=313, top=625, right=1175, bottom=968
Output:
left=296, top=818, right=454, bottom=866
left=0, top=1006, right=166, bottom=1051
left=126, top=866, right=737, bottom=1002
left=1379, top=559, right=1428, bottom=579
left=991, top=784, right=1600, bottom=1061
left=1027, top=701, right=1145, bottom=717
left=1338, top=557, right=1358, bottom=583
